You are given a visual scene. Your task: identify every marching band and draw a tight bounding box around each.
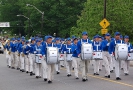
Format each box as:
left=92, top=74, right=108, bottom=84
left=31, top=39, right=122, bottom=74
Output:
left=4, top=31, right=133, bottom=84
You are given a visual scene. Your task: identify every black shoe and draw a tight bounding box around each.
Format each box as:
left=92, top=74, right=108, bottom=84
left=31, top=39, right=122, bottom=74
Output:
left=86, top=79, right=88, bottom=81
left=116, top=77, right=121, bottom=80
left=125, top=73, right=129, bottom=76
left=61, top=65, right=64, bottom=67
left=105, top=76, right=108, bottom=78
left=108, top=75, right=110, bottom=78
left=48, top=80, right=52, bottom=84
left=32, top=73, right=35, bottom=75
left=17, top=68, right=20, bottom=70
left=67, top=74, right=71, bottom=77
left=99, top=69, right=102, bottom=71
left=44, top=78, right=47, bottom=81
left=9, top=66, right=11, bottom=68
left=110, top=70, right=114, bottom=73
left=36, top=76, right=39, bottom=79
left=57, top=71, right=60, bottom=74
left=26, top=71, right=29, bottom=73
left=12, top=67, right=15, bottom=69
left=121, top=68, right=123, bottom=70
left=30, top=72, right=33, bottom=76
left=22, top=69, right=24, bottom=72
left=94, top=73, right=96, bottom=75
left=72, top=68, right=74, bottom=70
left=96, top=73, right=99, bottom=75
left=82, top=79, right=86, bottom=82
left=20, top=69, right=22, bottom=71
left=76, top=77, right=79, bottom=79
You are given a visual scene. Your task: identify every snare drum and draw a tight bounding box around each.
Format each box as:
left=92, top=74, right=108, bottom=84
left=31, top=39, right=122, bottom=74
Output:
left=58, top=54, right=64, bottom=61
left=127, top=53, right=133, bottom=61
left=93, top=52, right=103, bottom=60
left=35, top=54, right=42, bottom=64
left=66, top=54, right=72, bottom=62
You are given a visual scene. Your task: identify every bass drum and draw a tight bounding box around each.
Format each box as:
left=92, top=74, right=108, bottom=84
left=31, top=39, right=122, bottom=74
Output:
left=115, top=44, right=128, bottom=60
left=46, top=47, right=58, bottom=64
left=81, top=43, right=93, bottom=60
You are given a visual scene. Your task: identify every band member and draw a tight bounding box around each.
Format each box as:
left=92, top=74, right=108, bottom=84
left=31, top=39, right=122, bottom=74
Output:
left=15, top=38, right=21, bottom=70
left=5, top=39, right=11, bottom=68
left=18, top=39, right=26, bottom=72
left=29, top=38, right=36, bottom=76
left=34, top=39, right=42, bottom=78
left=24, top=40, right=30, bottom=73
left=63, top=38, right=73, bottom=77
left=109, top=32, right=124, bottom=80
left=42, top=36, right=56, bottom=83
left=123, top=35, right=132, bottom=75
left=10, top=38, right=16, bottom=69
left=101, top=33, right=112, bottom=78
left=71, top=37, right=80, bottom=79
left=60, top=38, right=66, bottom=67
left=92, top=35, right=102, bottom=75
left=77, top=31, right=92, bottom=82
left=55, top=38, right=63, bottom=74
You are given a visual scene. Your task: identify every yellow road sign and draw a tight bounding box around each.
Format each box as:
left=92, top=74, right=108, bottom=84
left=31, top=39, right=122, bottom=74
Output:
left=101, top=29, right=108, bottom=34
left=99, top=18, right=110, bottom=29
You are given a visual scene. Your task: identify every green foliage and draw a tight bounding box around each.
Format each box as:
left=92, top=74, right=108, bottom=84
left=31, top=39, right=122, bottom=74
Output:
left=70, top=0, right=133, bottom=40
left=0, top=0, right=86, bottom=38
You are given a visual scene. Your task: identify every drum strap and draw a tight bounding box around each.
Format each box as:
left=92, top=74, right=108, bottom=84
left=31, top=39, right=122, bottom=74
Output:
left=81, top=39, right=88, bottom=44
left=46, top=43, right=53, bottom=47
left=66, top=44, right=71, bottom=54
left=94, top=41, right=101, bottom=51
left=115, top=40, right=122, bottom=45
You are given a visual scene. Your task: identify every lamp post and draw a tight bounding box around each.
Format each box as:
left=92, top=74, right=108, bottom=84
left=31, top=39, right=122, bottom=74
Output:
left=26, top=4, right=44, bottom=37
left=17, top=15, right=30, bottom=37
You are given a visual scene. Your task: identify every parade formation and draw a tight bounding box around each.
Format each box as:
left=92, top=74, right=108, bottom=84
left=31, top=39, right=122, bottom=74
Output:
left=4, top=31, right=133, bottom=84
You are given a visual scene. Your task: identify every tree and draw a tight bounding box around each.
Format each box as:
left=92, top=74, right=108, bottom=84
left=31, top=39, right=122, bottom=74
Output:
left=71, top=0, right=133, bottom=40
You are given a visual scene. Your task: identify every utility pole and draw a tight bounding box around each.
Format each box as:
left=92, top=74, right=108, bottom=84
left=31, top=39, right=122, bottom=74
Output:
left=104, top=0, right=107, bottom=18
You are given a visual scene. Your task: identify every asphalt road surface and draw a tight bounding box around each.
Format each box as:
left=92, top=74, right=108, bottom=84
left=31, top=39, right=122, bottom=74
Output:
left=0, top=54, right=133, bottom=90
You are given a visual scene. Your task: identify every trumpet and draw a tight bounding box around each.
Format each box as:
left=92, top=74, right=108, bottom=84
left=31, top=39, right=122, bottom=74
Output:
left=21, top=53, right=25, bottom=57
left=8, top=51, right=11, bottom=55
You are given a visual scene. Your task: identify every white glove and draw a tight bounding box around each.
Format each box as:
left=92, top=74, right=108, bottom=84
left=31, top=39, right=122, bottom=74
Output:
left=130, top=49, right=133, bottom=52
left=78, top=54, right=80, bottom=58
left=34, top=51, right=37, bottom=54
left=107, top=43, right=110, bottom=46
left=26, top=51, right=29, bottom=53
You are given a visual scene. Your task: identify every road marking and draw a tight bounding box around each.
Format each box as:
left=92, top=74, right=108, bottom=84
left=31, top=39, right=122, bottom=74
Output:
left=61, top=68, right=133, bottom=88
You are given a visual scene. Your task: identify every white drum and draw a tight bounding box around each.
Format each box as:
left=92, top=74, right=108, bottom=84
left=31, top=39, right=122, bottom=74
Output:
left=66, top=54, right=72, bottom=62
left=58, top=54, right=64, bottom=61
left=93, top=52, right=103, bottom=60
left=35, top=54, right=42, bottom=64
left=127, top=53, right=133, bottom=61
left=81, top=43, right=93, bottom=60
left=46, top=47, right=58, bottom=64
left=115, top=44, right=128, bottom=60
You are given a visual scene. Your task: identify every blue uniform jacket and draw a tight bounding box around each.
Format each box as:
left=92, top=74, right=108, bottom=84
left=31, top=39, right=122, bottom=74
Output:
left=92, top=41, right=102, bottom=51
left=71, top=43, right=78, bottom=57
left=62, top=44, right=72, bottom=54
left=56, top=43, right=63, bottom=53
left=101, top=40, right=110, bottom=51
left=34, top=45, right=42, bottom=54
left=29, top=43, right=36, bottom=54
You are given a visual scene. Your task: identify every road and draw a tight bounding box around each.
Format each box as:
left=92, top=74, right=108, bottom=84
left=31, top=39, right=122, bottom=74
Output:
left=0, top=54, right=133, bottom=90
